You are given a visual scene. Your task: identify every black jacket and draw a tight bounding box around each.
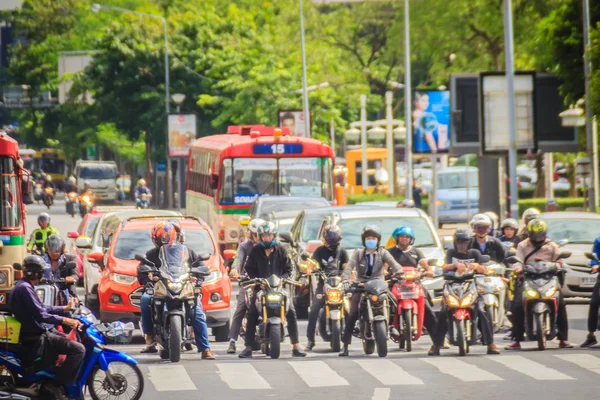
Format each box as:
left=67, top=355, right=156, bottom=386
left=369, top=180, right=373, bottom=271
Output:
left=469, top=236, right=506, bottom=263
left=244, top=244, right=293, bottom=280
left=137, top=245, right=199, bottom=286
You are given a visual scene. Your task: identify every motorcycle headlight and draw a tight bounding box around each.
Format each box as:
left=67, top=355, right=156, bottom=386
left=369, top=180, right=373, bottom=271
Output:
left=168, top=282, right=183, bottom=293
left=265, top=293, right=282, bottom=302
left=460, top=294, right=474, bottom=307
left=204, top=270, right=222, bottom=284
left=526, top=289, right=539, bottom=299
left=544, top=288, right=557, bottom=298
left=327, top=289, right=342, bottom=304
left=109, top=273, right=136, bottom=286
left=447, top=295, right=460, bottom=307
left=370, top=294, right=379, bottom=302
left=405, top=271, right=415, bottom=280
left=154, top=281, right=167, bottom=297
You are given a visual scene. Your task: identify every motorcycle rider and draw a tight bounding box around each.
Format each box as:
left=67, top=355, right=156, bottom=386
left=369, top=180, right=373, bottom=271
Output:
left=387, top=226, right=443, bottom=352
left=339, top=225, right=404, bottom=357
left=42, top=235, right=78, bottom=304
left=226, top=218, right=264, bottom=354
left=469, top=214, right=506, bottom=263
left=518, top=208, right=541, bottom=241
left=305, top=225, right=349, bottom=351
left=434, top=228, right=500, bottom=355
left=505, top=219, right=573, bottom=350
left=581, top=235, right=600, bottom=347
left=9, top=255, right=85, bottom=400
left=484, top=211, right=500, bottom=237
left=498, top=218, right=521, bottom=247
left=27, top=212, right=59, bottom=253
left=238, top=221, right=307, bottom=358
left=64, top=176, right=78, bottom=194
left=137, top=221, right=215, bottom=359
left=134, top=178, right=151, bottom=207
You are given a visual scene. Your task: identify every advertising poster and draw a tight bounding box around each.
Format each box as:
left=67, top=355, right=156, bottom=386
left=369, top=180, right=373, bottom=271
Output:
left=168, top=114, right=196, bottom=157
left=412, top=91, right=450, bottom=153
left=278, top=110, right=309, bottom=138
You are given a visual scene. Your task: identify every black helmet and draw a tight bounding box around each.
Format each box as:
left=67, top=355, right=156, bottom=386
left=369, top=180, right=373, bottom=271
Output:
left=528, top=219, right=548, bottom=244
left=453, top=228, right=473, bottom=252
left=361, top=225, right=382, bottom=247
left=45, top=234, right=65, bottom=255
left=322, top=225, right=342, bottom=248
left=23, top=255, right=48, bottom=280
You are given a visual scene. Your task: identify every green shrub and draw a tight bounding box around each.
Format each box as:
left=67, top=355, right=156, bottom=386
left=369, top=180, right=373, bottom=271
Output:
left=347, top=193, right=405, bottom=205
left=518, top=187, right=583, bottom=199
left=518, top=198, right=585, bottom=215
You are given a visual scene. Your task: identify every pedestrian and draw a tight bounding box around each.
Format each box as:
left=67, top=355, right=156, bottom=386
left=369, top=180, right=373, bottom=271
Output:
left=413, top=181, right=422, bottom=209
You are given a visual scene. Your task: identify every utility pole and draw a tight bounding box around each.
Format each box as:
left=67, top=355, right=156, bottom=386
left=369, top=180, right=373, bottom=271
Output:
left=583, top=0, right=597, bottom=212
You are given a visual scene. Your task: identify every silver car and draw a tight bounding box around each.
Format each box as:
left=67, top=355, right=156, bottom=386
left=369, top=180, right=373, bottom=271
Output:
left=541, top=212, right=600, bottom=299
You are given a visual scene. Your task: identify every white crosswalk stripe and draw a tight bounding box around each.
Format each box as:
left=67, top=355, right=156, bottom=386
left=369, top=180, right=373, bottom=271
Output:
left=147, top=365, right=196, bottom=391
left=555, top=354, right=600, bottom=375
left=217, top=363, right=272, bottom=389
left=488, top=356, right=575, bottom=380
left=354, top=360, right=424, bottom=385
left=288, top=360, right=350, bottom=387
left=420, top=357, right=504, bottom=382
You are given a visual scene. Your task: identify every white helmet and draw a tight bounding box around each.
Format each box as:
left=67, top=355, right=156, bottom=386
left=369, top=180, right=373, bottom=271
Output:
left=483, top=211, right=499, bottom=230
left=68, top=176, right=76, bottom=185
left=470, top=213, right=492, bottom=228
left=248, top=218, right=265, bottom=233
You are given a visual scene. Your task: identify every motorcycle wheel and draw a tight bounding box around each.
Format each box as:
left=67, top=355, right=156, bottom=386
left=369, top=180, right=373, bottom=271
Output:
left=455, top=319, right=466, bottom=357
left=269, top=326, right=281, bottom=359
left=374, top=321, right=388, bottom=358
left=487, top=305, right=499, bottom=333
left=330, top=319, right=341, bottom=352
left=535, top=313, right=546, bottom=351
left=169, top=316, right=183, bottom=362
left=88, top=361, right=144, bottom=400
left=363, top=339, right=375, bottom=355
left=403, top=309, right=412, bottom=353
left=213, top=322, right=230, bottom=342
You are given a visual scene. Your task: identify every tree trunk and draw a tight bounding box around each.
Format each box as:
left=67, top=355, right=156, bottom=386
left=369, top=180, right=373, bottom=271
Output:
left=534, top=152, right=545, bottom=198
left=568, top=164, right=577, bottom=197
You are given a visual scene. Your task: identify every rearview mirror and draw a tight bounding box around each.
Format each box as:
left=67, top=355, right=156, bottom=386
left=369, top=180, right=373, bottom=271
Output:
left=12, top=263, right=22, bottom=271
left=306, top=240, right=321, bottom=254
left=67, top=231, right=79, bottom=239
left=558, top=251, right=571, bottom=259
left=278, top=232, right=293, bottom=245
left=138, top=263, right=157, bottom=274
left=223, top=250, right=236, bottom=261
left=75, top=236, right=92, bottom=249
left=504, top=256, right=522, bottom=265
left=87, top=252, right=104, bottom=269
left=585, top=252, right=599, bottom=262
left=199, top=253, right=211, bottom=261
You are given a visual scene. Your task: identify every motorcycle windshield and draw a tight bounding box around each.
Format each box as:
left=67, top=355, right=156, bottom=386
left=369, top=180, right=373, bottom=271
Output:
left=159, top=244, right=189, bottom=281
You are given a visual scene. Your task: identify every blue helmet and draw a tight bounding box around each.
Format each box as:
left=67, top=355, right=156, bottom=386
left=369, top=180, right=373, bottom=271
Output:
left=392, top=226, right=415, bottom=245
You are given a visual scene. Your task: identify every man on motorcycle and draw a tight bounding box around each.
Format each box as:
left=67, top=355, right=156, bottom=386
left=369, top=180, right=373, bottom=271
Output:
left=64, top=176, right=78, bottom=194
left=387, top=226, right=443, bottom=351
left=227, top=218, right=264, bottom=354
left=498, top=218, right=521, bottom=247
left=505, top=219, right=572, bottom=350
left=134, top=179, right=151, bottom=206
left=42, top=174, right=54, bottom=190
left=518, top=208, right=541, bottom=241
left=9, top=255, right=85, bottom=400
left=339, top=225, right=404, bottom=357
left=468, top=214, right=506, bottom=263
left=42, top=235, right=78, bottom=303
left=305, top=225, right=349, bottom=351
left=434, top=228, right=500, bottom=355
left=581, top=235, right=600, bottom=347
left=238, top=221, right=307, bottom=358
left=27, top=212, right=59, bottom=253
left=137, top=221, right=215, bottom=359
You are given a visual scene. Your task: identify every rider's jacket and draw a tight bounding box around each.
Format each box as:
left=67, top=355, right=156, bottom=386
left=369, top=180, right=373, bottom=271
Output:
left=514, top=238, right=564, bottom=269
left=342, top=247, right=402, bottom=283
left=244, top=243, right=293, bottom=279
left=9, top=279, right=67, bottom=340
left=27, top=226, right=60, bottom=252
left=499, top=234, right=521, bottom=247
left=231, top=239, right=255, bottom=275
left=134, top=186, right=151, bottom=198
left=42, top=254, right=78, bottom=286
left=312, top=245, right=349, bottom=276
left=468, top=236, right=506, bottom=263
left=388, top=246, right=424, bottom=268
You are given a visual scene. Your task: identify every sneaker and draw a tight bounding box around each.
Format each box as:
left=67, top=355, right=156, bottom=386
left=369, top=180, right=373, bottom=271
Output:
left=201, top=350, right=216, bottom=360
left=487, top=344, right=500, bottom=355
left=428, top=345, right=440, bottom=356
left=140, top=343, right=158, bottom=353
left=504, top=341, right=521, bottom=350
left=44, top=383, right=67, bottom=400
left=442, top=338, right=450, bottom=349
left=227, top=341, right=236, bottom=354
left=580, top=334, right=598, bottom=348
left=293, top=348, right=307, bottom=357
left=503, top=331, right=513, bottom=341
left=389, top=326, right=400, bottom=339
left=238, top=346, right=253, bottom=359
left=338, top=345, right=349, bottom=357
left=559, top=340, right=574, bottom=349
left=305, top=340, right=315, bottom=351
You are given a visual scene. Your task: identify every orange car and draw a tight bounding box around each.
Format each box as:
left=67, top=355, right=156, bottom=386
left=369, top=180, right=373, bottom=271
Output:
left=92, top=216, right=232, bottom=341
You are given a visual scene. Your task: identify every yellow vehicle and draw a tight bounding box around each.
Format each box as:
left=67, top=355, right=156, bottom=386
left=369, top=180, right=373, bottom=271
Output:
left=345, top=148, right=388, bottom=195
left=34, top=148, right=66, bottom=189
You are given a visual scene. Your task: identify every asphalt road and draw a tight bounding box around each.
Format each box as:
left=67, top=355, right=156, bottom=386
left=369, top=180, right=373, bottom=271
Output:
left=24, top=199, right=600, bottom=400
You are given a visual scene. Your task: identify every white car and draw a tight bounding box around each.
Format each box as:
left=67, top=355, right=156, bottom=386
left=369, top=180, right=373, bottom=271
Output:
left=429, top=167, right=479, bottom=228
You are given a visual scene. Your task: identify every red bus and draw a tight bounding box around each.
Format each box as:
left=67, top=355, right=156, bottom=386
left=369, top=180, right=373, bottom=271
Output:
left=186, top=125, right=335, bottom=252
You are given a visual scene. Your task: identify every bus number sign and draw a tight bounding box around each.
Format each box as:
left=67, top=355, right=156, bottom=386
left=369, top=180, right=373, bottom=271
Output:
left=253, top=144, right=303, bottom=155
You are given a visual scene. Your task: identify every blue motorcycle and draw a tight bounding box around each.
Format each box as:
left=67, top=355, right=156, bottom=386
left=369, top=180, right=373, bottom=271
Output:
left=0, top=306, right=144, bottom=400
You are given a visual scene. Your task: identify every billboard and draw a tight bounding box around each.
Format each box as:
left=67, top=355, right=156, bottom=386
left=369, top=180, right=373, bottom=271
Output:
left=168, top=114, right=197, bottom=157
left=278, top=110, right=309, bottom=138
left=413, top=91, right=450, bottom=153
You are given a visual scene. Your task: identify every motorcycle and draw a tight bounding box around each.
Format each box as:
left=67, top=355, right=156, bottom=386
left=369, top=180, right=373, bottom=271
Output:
left=33, top=183, right=43, bottom=204
left=135, top=193, right=152, bottom=209
left=79, top=193, right=94, bottom=218
left=313, top=269, right=347, bottom=353
left=475, top=262, right=508, bottom=332
left=42, top=187, right=54, bottom=209
left=66, top=192, right=79, bottom=218
left=241, top=274, right=301, bottom=359
left=0, top=306, right=144, bottom=400
left=442, top=269, right=479, bottom=357
left=390, top=266, right=425, bottom=352
left=135, top=244, right=210, bottom=363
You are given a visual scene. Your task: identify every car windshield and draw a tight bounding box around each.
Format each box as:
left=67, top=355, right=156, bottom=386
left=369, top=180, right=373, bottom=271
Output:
left=258, top=200, right=328, bottom=219
left=438, top=171, right=479, bottom=189
left=113, top=228, right=215, bottom=260
left=302, top=216, right=327, bottom=242
left=336, top=216, right=437, bottom=249
left=79, top=166, right=116, bottom=180
left=159, top=244, right=189, bottom=280
left=545, top=218, right=598, bottom=244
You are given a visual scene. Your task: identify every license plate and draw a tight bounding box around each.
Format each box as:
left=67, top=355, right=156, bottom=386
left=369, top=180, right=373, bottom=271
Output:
left=580, top=277, right=596, bottom=287
left=0, top=292, right=6, bottom=305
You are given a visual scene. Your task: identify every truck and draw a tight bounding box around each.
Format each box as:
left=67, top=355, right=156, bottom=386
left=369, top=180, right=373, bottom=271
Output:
left=74, top=160, right=118, bottom=202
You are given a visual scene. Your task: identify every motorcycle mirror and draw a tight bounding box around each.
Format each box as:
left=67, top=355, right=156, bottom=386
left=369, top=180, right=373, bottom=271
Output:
left=12, top=263, right=22, bottom=271
left=134, top=254, right=155, bottom=268
left=300, top=252, right=309, bottom=261
left=278, top=232, right=293, bottom=245
left=557, top=239, right=569, bottom=247
left=199, top=253, right=211, bottom=261
left=584, top=252, right=599, bottom=262
left=223, top=250, right=236, bottom=261
left=480, top=255, right=491, bottom=264
left=558, top=251, right=571, bottom=259
left=506, top=249, right=517, bottom=258
left=67, top=231, right=79, bottom=239
left=504, top=256, right=522, bottom=265
left=138, top=264, right=157, bottom=274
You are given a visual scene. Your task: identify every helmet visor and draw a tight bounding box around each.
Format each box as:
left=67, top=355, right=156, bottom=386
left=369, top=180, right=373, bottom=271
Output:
left=455, top=240, right=470, bottom=253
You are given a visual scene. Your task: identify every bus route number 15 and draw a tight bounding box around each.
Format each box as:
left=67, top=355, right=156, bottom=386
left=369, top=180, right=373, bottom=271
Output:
left=271, top=144, right=286, bottom=154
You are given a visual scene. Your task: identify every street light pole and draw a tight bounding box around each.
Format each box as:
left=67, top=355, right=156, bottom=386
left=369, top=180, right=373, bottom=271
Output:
left=360, top=94, right=368, bottom=193
left=385, top=91, right=396, bottom=196
left=503, top=0, right=519, bottom=218
left=583, top=0, right=597, bottom=212
left=299, top=0, right=311, bottom=137
left=404, top=0, right=413, bottom=200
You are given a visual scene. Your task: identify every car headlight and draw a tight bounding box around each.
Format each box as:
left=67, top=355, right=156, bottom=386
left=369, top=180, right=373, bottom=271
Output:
left=204, top=270, right=222, bottom=284
left=436, top=200, right=450, bottom=210
left=526, top=289, right=539, bottom=299
left=327, top=289, right=342, bottom=304
left=544, top=287, right=557, bottom=298
left=447, top=295, right=460, bottom=307
left=460, top=294, right=474, bottom=307
left=109, top=273, right=136, bottom=285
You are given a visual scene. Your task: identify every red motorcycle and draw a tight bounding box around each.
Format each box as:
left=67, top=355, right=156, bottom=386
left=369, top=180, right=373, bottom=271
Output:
left=390, top=266, right=425, bottom=352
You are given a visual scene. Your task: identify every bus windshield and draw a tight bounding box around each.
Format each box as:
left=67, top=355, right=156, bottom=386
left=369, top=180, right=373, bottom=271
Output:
left=40, top=159, right=65, bottom=174
left=0, top=157, right=21, bottom=230
left=79, top=166, right=117, bottom=180
left=220, top=157, right=333, bottom=204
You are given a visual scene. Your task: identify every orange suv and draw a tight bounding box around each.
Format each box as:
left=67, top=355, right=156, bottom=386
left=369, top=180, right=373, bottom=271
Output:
left=90, top=216, right=232, bottom=341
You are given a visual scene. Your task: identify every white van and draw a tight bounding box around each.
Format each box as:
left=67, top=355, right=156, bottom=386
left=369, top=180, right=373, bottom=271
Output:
left=75, top=160, right=118, bottom=201
left=429, top=166, right=479, bottom=228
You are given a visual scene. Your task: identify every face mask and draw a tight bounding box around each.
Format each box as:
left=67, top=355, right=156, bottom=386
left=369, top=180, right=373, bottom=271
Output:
left=365, top=239, right=378, bottom=249
left=261, top=240, right=275, bottom=248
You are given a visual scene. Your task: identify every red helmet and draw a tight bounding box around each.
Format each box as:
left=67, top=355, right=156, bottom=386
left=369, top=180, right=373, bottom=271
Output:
left=151, top=221, right=176, bottom=247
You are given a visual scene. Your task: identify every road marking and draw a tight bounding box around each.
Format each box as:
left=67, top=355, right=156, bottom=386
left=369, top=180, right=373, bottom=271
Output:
left=354, top=360, right=424, bottom=385
left=147, top=365, right=196, bottom=391
left=420, top=357, right=503, bottom=382
left=488, top=356, right=575, bottom=380
left=555, top=354, right=600, bottom=375
left=372, top=388, right=391, bottom=400
left=288, top=360, right=350, bottom=387
left=216, top=364, right=271, bottom=389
